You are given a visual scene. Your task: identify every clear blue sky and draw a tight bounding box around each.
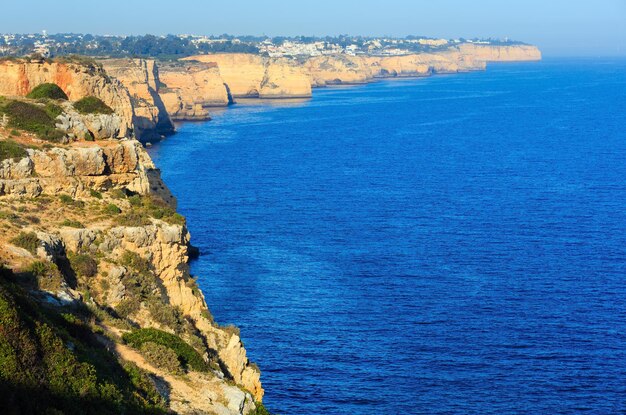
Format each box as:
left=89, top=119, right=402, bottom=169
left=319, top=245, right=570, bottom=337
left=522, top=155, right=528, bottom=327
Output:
left=1, top=0, right=625, bottom=56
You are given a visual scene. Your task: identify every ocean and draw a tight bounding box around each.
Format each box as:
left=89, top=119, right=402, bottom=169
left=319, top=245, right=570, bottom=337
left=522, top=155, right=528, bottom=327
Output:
left=148, top=58, right=626, bottom=414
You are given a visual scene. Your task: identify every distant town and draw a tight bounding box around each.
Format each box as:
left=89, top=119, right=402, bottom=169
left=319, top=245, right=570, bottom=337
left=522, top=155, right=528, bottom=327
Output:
left=0, top=33, right=526, bottom=59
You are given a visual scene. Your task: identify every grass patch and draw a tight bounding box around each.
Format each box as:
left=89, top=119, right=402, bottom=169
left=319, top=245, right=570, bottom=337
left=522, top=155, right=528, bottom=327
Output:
left=26, top=83, right=68, bottom=100
left=74, top=96, right=114, bottom=115
left=68, top=252, right=98, bottom=278
left=104, top=203, right=121, bottom=215
left=122, top=328, right=209, bottom=373
left=61, top=219, right=85, bottom=228
left=140, top=342, right=184, bottom=375
left=0, top=100, right=65, bottom=142
left=0, top=140, right=27, bottom=162
left=90, top=189, right=103, bottom=199
left=10, top=231, right=39, bottom=254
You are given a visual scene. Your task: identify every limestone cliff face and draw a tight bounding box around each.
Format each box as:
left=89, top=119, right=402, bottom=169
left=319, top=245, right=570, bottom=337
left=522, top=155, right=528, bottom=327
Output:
left=0, top=102, right=264, bottom=413
left=100, top=59, right=175, bottom=140
left=0, top=59, right=135, bottom=138
left=158, top=61, right=231, bottom=121
left=185, top=53, right=312, bottom=98
left=0, top=139, right=174, bottom=206
left=304, top=55, right=375, bottom=86
left=457, top=44, right=542, bottom=61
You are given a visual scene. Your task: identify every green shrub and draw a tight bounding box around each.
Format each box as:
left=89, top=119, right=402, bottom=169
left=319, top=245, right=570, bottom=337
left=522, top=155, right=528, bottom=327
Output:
left=90, top=189, right=103, bottom=199
left=74, top=96, right=114, bottom=115
left=61, top=219, right=85, bottom=228
left=115, top=212, right=151, bottom=227
left=10, top=129, right=20, bottom=137
left=44, top=101, right=64, bottom=118
left=26, top=83, right=69, bottom=100
left=0, top=139, right=27, bottom=162
left=0, top=100, right=65, bottom=141
left=59, top=194, right=74, bottom=204
left=122, top=328, right=209, bottom=372
left=0, top=275, right=168, bottom=414
left=140, top=342, right=184, bottom=375
left=147, top=300, right=183, bottom=331
left=68, top=253, right=98, bottom=278
left=10, top=231, right=39, bottom=254
left=119, top=251, right=151, bottom=272
left=114, top=298, right=140, bottom=318
left=104, top=203, right=121, bottom=215
left=27, top=260, right=64, bottom=290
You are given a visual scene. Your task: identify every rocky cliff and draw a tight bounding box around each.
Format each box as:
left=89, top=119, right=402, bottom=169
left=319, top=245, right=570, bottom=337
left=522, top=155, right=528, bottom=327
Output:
left=184, top=53, right=312, bottom=98
left=158, top=61, right=231, bottom=121
left=100, top=59, right=175, bottom=140
left=0, top=58, right=137, bottom=138
left=301, top=44, right=540, bottom=86
left=457, top=44, right=542, bottom=61
left=0, top=96, right=265, bottom=414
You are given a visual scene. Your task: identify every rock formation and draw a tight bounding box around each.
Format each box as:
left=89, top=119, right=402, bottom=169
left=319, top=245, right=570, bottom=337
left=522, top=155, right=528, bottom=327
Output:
left=457, top=44, right=542, bottom=61
left=158, top=61, right=231, bottom=121
left=0, top=58, right=136, bottom=138
left=0, top=97, right=264, bottom=414
left=184, top=53, right=312, bottom=98
left=99, top=58, right=175, bottom=140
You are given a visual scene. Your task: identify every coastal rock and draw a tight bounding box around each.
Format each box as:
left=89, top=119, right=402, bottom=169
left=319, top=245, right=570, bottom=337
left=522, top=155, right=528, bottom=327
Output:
left=457, top=44, right=542, bottom=61
left=0, top=59, right=136, bottom=138
left=100, top=59, right=175, bottom=140
left=184, top=53, right=312, bottom=98
left=305, top=55, right=375, bottom=86
left=158, top=61, right=231, bottom=120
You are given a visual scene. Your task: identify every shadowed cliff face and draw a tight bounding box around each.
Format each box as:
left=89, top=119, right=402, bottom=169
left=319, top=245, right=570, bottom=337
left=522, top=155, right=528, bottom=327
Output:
left=100, top=59, right=176, bottom=141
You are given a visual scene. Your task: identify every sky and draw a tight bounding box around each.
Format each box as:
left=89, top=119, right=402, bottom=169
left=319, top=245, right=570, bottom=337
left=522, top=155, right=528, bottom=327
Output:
left=1, top=0, right=625, bottom=56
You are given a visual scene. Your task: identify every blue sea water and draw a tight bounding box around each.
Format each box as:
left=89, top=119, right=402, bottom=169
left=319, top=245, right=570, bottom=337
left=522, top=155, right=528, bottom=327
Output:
left=148, top=58, right=626, bottom=414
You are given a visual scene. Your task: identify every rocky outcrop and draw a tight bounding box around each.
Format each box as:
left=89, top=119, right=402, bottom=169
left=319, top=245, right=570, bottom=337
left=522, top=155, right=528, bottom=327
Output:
left=158, top=61, right=231, bottom=121
left=0, top=139, right=175, bottom=206
left=1, top=98, right=264, bottom=412
left=304, top=55, right=375, bottom=86
left=0, top=58, right=136, bottom=138
left=100, top=59, right=175, bottom=140
left=184, top=53, right=312, bottom=98
left=457, top=44, right=542, bottom=61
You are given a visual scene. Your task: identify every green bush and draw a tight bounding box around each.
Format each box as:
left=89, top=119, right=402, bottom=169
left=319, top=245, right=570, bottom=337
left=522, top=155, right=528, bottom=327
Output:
left=27, top=260, right=64, bottom=291
left=0, top=140, right=27, bottom=162
left=26, top=83, right=69, bottom=100
left=104, top=203, right=121, bottom=215
left=0, top=100, right=65, bottom=141
left=140, top=342, right=184, bottom=375
left=59, top=194, right=74, bottom=204
left=122, top=328, right=209, bottom=373
left=90, top=189, right=103, bottom=199
left=0, top=274, right=168, bottom=414
left=44, top=101, right=64, bottom=118
left=114, top=299, right=140, bottom=318
left=74, top=96, right=114, bottom=115
left=10, top=231, right=39, bottom=254
left=61, top=219, right=85, bottom=228
left=69, top=253, right=98, bottom=278
left=147, top=300, right=183, bottom=331
left=115, top=212, right=151, bottom=227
